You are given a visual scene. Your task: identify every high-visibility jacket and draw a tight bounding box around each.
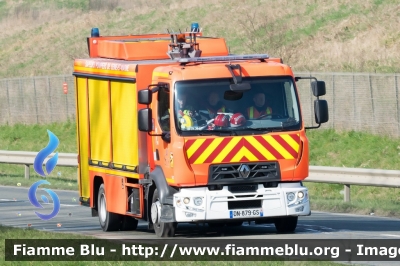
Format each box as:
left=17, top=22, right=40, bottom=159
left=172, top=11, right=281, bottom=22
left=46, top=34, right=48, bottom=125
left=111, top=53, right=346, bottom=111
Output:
left=247, top=106, right=272, bottom=119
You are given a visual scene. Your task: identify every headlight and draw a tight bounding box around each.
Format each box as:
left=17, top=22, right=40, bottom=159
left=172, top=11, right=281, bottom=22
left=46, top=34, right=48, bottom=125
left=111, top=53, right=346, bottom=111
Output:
left=193, top=197, right=203, bottom=206
left=298, top=191, right=304, bottom=199
left=287, top=192, right=295, bottom=202
left=183, top=197, right=190, bottom=204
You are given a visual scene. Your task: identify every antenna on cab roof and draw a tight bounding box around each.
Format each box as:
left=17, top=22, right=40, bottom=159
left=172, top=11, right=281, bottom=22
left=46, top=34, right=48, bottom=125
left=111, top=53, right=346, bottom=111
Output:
left=166, top=22, right=202, bottom=60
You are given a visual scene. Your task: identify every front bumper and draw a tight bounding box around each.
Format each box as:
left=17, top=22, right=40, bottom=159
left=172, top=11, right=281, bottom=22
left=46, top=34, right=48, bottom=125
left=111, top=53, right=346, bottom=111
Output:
left=173, top=182, right=310, bottom=222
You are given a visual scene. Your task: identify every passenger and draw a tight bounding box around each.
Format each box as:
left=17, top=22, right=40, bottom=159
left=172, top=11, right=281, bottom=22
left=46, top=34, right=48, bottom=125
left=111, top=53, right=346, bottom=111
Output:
left=246, top=92, right=272, bottom=119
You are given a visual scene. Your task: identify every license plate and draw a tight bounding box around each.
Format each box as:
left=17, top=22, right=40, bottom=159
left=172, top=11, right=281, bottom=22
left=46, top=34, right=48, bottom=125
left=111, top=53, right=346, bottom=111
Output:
left=229, top=209, right=263, bottom=218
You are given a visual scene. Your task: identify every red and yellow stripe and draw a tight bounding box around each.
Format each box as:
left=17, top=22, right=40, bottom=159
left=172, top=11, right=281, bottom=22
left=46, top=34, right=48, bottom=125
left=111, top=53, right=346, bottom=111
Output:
left=185, top=134, right=300, bottom=164
left=74, top=59, right=136, bottom=78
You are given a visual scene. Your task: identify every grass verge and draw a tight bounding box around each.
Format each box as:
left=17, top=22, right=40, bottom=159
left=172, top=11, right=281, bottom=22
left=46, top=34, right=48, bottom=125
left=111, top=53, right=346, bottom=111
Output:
left=0, top=120, right=77, bottom=153
left=305, top=182, right=400, bottom=217
left=0, top=165, right=78, bottom=190
left=1, top=0, right=400, bottom=76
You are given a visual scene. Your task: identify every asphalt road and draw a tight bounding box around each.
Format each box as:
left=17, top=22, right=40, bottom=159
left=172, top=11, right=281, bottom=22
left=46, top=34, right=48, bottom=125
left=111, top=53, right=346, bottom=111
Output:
left=1, top=185, right=400, bottom=241
left=3, top=185, right=400, bottom=265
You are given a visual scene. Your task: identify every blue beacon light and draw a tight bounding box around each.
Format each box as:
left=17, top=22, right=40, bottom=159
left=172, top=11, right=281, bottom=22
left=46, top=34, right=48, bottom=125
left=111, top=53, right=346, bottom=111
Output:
left=191, top=22, right=199, bottom=32
left=91, top=28, right=100, bottom=37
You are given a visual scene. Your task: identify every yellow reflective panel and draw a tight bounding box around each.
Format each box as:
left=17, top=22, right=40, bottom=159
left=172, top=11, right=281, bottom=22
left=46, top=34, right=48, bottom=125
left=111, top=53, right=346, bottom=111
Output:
left=111, top=81, right=139, bottom=167
left=88, top=79, right=111, bottom=162
left=76, top=77, right=90, bottom=198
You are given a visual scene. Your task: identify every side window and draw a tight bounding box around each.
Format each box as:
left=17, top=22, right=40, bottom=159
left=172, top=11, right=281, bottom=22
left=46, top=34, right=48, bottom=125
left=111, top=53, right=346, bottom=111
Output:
left=284, top=81, right=295, bottom=118
left=158, top=87, right=170, bottom=131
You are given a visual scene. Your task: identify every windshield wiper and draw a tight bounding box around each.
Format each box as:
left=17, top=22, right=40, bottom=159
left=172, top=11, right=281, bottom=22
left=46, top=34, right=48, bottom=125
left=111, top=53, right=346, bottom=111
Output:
left=249, top=119, right=299, bottom=132
left=282, top=119, right=299, bottom=127
left=247, top=126, right=285, bottom=132
left=198, top=130, right=238, bottom=136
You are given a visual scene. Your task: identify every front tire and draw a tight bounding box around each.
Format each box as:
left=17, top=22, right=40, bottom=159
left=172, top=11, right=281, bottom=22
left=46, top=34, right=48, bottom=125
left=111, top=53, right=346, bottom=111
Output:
left=121, top=216, right=138, bottom=231
left=274, top=216, right=298, bottom=233
left=151, top=189, right=177, bottom=237
left=98, top=184, right=121, bottom=231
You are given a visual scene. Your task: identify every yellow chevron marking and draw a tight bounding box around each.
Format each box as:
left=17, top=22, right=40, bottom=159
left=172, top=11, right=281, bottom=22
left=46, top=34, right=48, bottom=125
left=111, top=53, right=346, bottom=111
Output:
left=186, top=139, right=206, bottom=158
left=212, top=137, right=241, bottom=163
left=264, top=135, right=294, bottom=159
left=194, top=138, right=225, bottom=164
left=231, top=146, right=258, bottom=162
left=281, top=134, right=300, bottom=151
left=245, top=136, right=276, bottom=160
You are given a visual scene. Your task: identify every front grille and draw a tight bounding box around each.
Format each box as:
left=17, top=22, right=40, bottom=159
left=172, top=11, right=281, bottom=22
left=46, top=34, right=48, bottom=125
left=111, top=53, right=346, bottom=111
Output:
left=228, top=184, right=257, bottom=193
left=228, top=200, right=262, bottom=210
left=208, top=162, right=281, bottom=185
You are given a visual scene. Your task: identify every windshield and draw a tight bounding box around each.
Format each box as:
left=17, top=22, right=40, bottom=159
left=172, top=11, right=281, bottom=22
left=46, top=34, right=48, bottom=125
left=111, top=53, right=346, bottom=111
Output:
left=174, top=77, right=301, bottom=136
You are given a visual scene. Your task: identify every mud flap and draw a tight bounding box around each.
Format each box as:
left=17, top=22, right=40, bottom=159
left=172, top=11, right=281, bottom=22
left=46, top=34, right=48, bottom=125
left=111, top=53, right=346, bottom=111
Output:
left=160, top=205, right=176, bottom=223
left=149, top=166, right=178, bottom=205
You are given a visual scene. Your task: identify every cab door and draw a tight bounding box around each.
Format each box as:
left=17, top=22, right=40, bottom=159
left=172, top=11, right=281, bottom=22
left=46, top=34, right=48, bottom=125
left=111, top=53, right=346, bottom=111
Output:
left=152, top=83, right=174, bottom=181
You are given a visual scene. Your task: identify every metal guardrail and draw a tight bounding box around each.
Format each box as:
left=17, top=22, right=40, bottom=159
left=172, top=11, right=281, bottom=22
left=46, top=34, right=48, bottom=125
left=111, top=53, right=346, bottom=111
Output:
left=1, top=150, right=399, bottom=202
left=306, top=166, right=400, bottom=202
left=0, top=151, right=77, bottom=179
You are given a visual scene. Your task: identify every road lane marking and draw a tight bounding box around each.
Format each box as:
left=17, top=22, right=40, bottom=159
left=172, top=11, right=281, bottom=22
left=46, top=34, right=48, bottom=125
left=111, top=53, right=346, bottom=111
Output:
left=381, top=234, right=400, bottom=238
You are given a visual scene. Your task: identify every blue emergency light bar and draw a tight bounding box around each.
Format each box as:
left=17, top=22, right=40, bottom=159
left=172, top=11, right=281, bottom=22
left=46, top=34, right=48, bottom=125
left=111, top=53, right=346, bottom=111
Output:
left=178, top=54, right=269, bottom=63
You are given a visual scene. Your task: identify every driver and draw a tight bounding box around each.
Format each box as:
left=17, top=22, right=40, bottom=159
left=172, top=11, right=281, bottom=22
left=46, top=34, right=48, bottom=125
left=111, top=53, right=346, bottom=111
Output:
left=205, top=92, right=226, bottom=119
left=246, top=92, right=272, bottom=119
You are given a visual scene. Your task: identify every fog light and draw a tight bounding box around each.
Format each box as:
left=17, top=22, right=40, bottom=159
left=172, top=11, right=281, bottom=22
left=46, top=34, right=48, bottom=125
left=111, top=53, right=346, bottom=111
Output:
left=295, top=206, right=304, bottom=212
left=176, top=199, right=181, bottom=207
left=183, top=197, right=190, bottom=204
left=287, top=192, right=295, bottom=202
left=193, top=197, right=203, bottom=206
left=185, top=212, right=196, bottom=218
left=186, top=206, right=204, bottom=212
left=298, top=191, right=304, bottom=199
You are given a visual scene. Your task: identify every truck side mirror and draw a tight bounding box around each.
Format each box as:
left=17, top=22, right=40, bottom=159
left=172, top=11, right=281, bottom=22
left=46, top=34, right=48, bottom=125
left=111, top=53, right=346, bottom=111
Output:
left=161, top=132, right=171, bottom=143
left=314, top=99, right=329, bottom=124
left=138, top=89, right=152, bottom=105
left=311, top=81, right=326, bottom=97
left=224, top=90, right=243, bottom=101
left=138, top=108, right=152, bottom=132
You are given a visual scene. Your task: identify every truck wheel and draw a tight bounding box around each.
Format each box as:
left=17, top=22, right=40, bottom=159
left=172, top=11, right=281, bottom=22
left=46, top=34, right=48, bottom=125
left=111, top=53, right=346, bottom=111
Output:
left=98, top=184, right=121, bottom=231
left=151, top=189, right=177, bottom=237
left=274, top=216, right=298, bottom=233
left=120, top=216, right=138, bottom=231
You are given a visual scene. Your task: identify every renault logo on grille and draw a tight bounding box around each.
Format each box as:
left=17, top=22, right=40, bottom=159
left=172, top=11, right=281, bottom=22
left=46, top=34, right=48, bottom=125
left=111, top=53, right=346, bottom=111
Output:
left=238, top=164, right=250, bottom=178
